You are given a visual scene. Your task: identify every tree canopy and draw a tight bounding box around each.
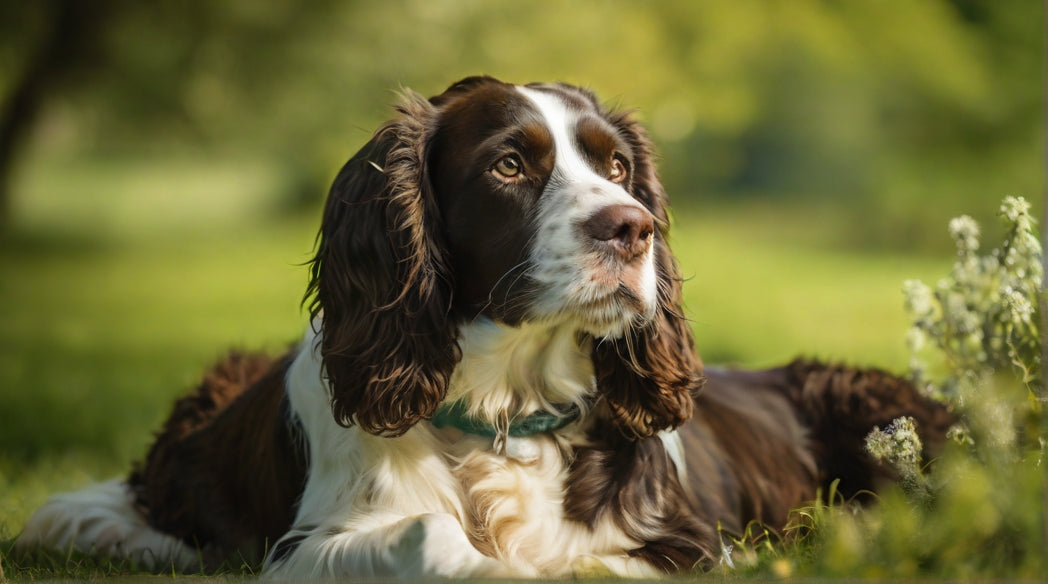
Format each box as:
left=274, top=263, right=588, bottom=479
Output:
left=0, top=0, right=1041, bottom=245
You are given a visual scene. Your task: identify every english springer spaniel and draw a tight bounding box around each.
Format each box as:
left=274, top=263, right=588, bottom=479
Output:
left=16, top=76, right=953, bottom=578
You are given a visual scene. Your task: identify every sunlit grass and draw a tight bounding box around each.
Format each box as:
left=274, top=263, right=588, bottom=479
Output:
left=0, top=156, right=963, bottom=578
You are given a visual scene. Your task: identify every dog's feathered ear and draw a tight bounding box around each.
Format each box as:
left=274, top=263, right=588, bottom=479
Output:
left=593, top=111, right=705, bottom=440
left=305, top=92, right=456, bottom=437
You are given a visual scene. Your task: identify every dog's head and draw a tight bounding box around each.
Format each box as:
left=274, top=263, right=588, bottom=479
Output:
left=307, top=76, right=702, bottom=438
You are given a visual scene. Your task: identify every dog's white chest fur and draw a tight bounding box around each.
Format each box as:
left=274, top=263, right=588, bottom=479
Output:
left=442, top=431, right=639, bottom=575
left=276, top=319, right=656, bottom=577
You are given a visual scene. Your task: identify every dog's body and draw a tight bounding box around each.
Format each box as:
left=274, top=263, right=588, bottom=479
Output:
left=16, top=77, right=952, bottom=578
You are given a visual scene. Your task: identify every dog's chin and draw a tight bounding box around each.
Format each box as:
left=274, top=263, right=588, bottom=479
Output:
left=519, top=260, right=659, bottom=337
left=554, top=285, right=658, bottom=340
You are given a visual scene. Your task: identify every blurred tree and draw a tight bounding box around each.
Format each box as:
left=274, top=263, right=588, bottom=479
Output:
left=0, top=0, right=1040, bottom=245
left=0, top=0, right=348, bottom=231
left=0, top=1, right=116, bottom=230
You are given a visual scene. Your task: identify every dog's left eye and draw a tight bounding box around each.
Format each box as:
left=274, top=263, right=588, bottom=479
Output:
left=609, top=157, right=627, bottom=183
left=492, top=155, right=523, bottom=180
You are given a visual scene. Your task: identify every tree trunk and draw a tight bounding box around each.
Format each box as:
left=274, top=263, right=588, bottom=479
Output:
left=0, top=1, right=109, bottom=233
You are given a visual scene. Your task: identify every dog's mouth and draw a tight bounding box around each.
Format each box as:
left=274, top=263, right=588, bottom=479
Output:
left=478, top=281, right=654, bottom=339
left=502, top=241, right=658, bottom=337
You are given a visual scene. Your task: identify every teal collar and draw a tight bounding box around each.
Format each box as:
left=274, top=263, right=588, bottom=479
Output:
left=431, top=400, right=582, bottom=438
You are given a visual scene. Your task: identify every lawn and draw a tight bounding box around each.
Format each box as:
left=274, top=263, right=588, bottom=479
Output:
left=0, top=156, right=957, bottom=578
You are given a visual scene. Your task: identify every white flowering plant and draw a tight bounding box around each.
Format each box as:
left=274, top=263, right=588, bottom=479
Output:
left=861, top=196, right=1042, bottom=489
left=903, top=196, right=1042, bottom=400
left=761, top=197, right=1046, bottom=578
left=863, top=416, right=928, bottom=499
left=893, top=197, right=1043, bottom=464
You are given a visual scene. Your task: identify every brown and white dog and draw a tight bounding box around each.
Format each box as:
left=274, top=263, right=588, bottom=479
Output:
left=16, top=76, right=953, bottom=578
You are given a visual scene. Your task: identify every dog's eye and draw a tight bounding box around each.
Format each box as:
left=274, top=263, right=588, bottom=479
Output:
left=609, top=157, right=627, bottom=183
left=493, top=155, right=523, bottom=180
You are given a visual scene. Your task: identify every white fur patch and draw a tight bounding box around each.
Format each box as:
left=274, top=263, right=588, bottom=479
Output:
left=660, top=430, right=688, bottom=488
left=15, top=479, right=199, bottom=571
left=444, top=318, right=595, bottom=422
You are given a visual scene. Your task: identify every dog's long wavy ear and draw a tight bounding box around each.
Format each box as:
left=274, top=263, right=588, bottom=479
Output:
left=305, top=92, right=456, bottom=438
left=593, top=111, right=705, bottom=440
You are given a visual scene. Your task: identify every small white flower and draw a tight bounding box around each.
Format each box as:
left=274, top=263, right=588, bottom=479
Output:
left=1017, top=231, right=1042, bottom=256
left=1002, top=287, right=1034, bottom=324
left=1000, top=196, right=1031, bottom=223
left=948, top=215, right=980, bottom=251
left=903, top=280, right=935, bottom=317
left=865, top=416, right=923, bottom=477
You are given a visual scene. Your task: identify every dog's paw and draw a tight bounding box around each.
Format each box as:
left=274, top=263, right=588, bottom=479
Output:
left=392, top=513, right=512, bottom=578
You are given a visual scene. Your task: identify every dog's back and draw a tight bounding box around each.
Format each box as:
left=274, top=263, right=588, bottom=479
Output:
left=684, top=360, right=953, bottom=536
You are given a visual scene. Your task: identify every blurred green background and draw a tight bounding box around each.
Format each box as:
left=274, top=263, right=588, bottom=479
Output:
left=0, top=0, right=1042, bottom=568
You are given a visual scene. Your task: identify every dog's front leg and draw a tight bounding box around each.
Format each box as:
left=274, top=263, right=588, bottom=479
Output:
left=263, top=512, right=510, bottom=579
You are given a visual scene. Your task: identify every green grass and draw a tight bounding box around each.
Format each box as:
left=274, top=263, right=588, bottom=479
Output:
left=0, top=156, right=971, bottom=579
left=674, top=202, right=948, bottom=368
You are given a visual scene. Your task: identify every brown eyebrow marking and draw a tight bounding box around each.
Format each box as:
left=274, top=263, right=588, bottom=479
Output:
left=513, top=122, right=556, bottom=170
left=575, top=115, right=630, bottom=171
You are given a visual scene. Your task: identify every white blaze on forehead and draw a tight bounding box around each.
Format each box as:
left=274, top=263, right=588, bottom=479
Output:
left=516, top=87, right=601, bottom=187
left=515, top=86, right=637, bottom=209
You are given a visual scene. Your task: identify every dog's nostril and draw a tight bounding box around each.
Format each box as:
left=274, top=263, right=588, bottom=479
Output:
left=584, top=205, right=655, bottom=254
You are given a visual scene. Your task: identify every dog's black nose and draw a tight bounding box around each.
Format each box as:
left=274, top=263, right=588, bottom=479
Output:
left=584, top=204, right=655, bottom=260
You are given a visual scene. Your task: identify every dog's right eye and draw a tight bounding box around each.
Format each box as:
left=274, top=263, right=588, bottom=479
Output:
left=492, top=155, right=523, bottom=180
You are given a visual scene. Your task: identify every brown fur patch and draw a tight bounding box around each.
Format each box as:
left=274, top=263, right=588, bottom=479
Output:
left=128, top=350, right=306, bottom=567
